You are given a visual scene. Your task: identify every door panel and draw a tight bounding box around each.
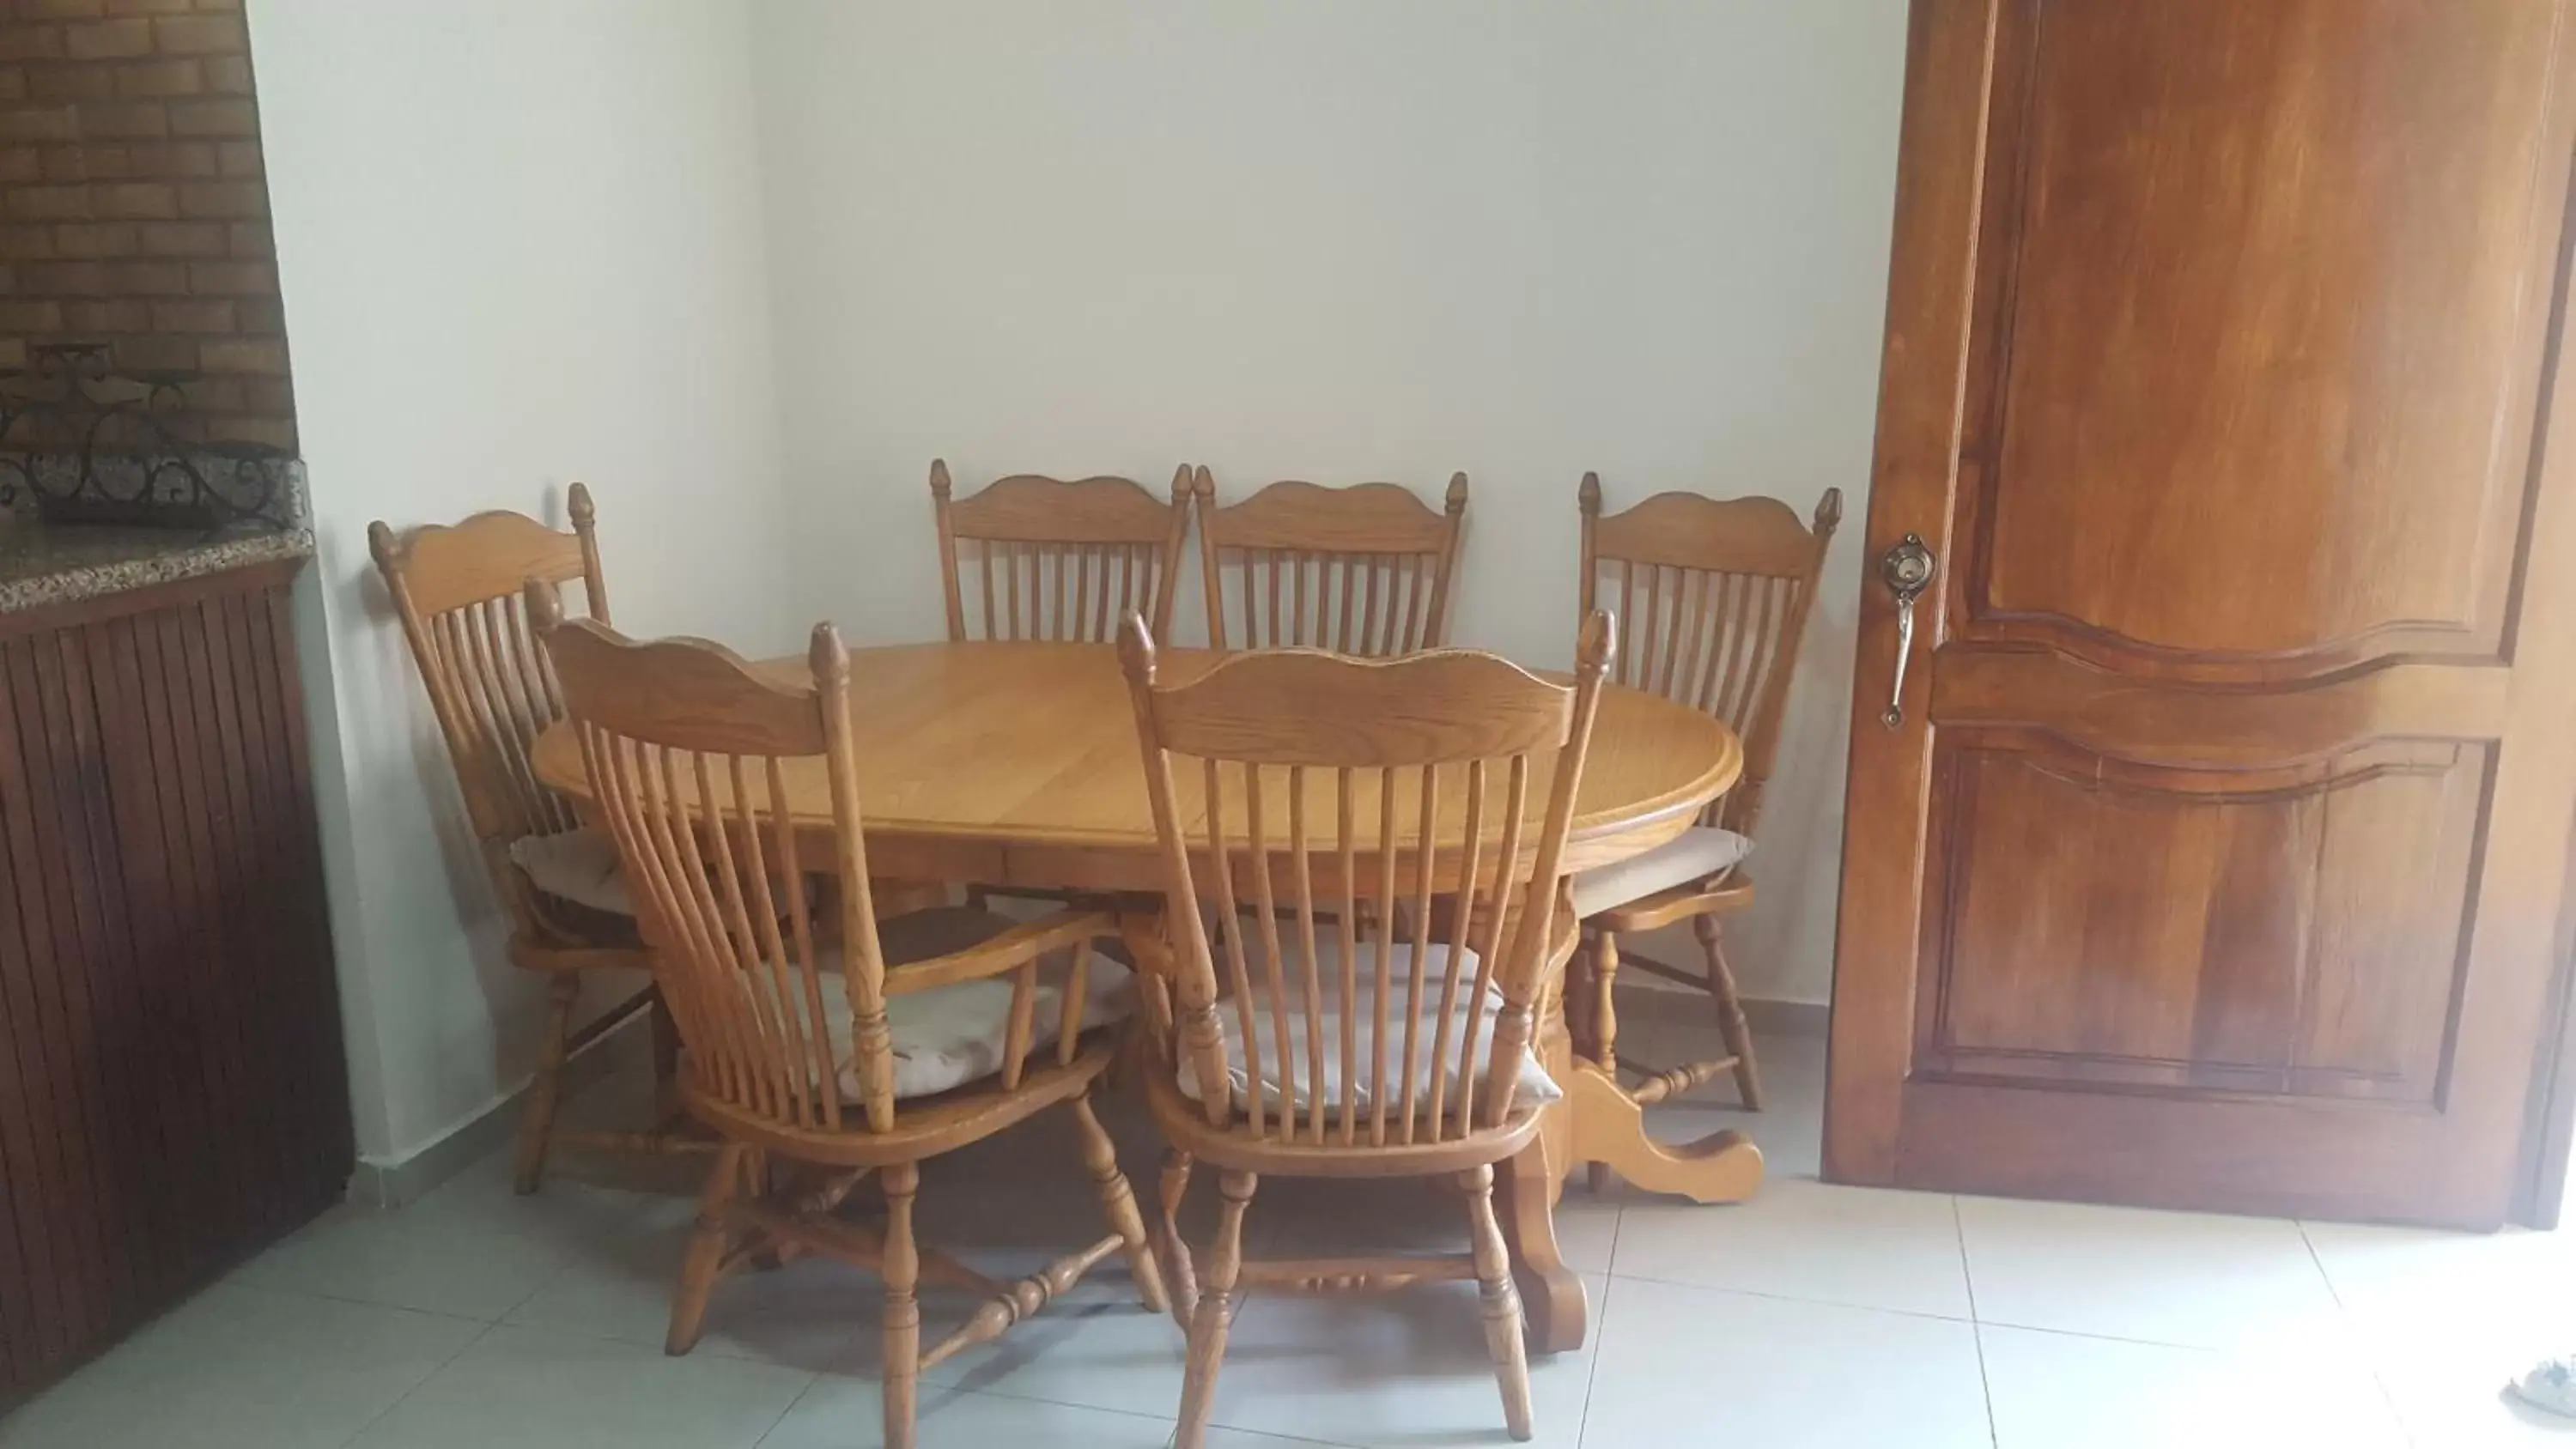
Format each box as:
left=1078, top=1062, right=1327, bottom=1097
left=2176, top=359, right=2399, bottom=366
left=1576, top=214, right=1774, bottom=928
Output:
left=1826, top=0, right=2576, bottom=1226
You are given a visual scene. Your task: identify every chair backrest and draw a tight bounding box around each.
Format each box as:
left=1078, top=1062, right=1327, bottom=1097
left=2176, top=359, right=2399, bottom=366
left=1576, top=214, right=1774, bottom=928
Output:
left=1578, top=475, right=1840, bottom=837
left=368, top=485, right=611, bottom=896
left=1193, top=469, right=1468, bottom=654
left=932, top=459, right=1192, bottom=643
left=531, top=593, right=908, bottom=1135
left=1120, top=611, right=1613, bottom=1149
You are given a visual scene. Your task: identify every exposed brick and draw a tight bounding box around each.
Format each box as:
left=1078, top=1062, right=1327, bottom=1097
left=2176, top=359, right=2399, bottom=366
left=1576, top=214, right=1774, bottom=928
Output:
left=196, top=334, right=282, bottom=373
left=107, top=333, right=191, bottom=370
left=148, top=295, right=228, bottom=331
left=135, top=218, right=218, bottom=254
left=0, top=337, right=24, bottom=370
left=175, top=179, right=260, bottom=217
left=21, top=0, right=109, bottom=15
left=0, top=105, right=77, bottom=142
left=177, top=373, right=240, bottom=409
left=167, top=95, right=251, bottom=136
left=26, top=62, right=113, bottom=102
left=17, top=258, right=104, bottom=294
left=82, top=139, right=214, bottom=178
left=61, top=18, right=151, bottom=59
left=183, top=256, right=262, bottom=294
left=190, top=0, right=240, bottom=10
left=0, top=223, right=58, bottom=258
left=0, top=299, right=64, bottom=330
left=230, top=294, right=276, bottom=331
left=70, top=99, right=164, bottom=136
left=93, top=180, right=173, bottom=218
left=106, top=258, right=184, bottom=292
left=0, top=143, right=33, bottom=183
left=34, top=142, right=82, bottom=179
left=148, top=13, right=240, bottom=54
left=213, top=137, right=255, bottom=177
left=106, top=0, right=196, bottom=13
left=205, top=415, right=289, bottom=449
left=115, top=58, right=200, bottom=97
left=5, top=183, right=88, bottom=219
left=0, top=27, right=65, bottom=61
left=222, top=217, right=264, bottom=255
left=240, top=373, right=289, bottom=413
left=0, top=67, right=26, bottom=104
left=62, top=296, right=149, bottom=330
left=52, top=220, right=136, bottom=255
left=200, top=52, right=245, bottom=93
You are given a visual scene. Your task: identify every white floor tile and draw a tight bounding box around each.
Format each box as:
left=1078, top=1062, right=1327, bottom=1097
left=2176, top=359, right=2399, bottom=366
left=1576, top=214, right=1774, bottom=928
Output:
left=347, top=1323, right=814, bottom=1449
left=1579, top=1276, right=1992, bottom=1449
left=1980, top=1324, right=2406, bottom=1449
left=0, top=1285, right=484, bottom=1449
left=1957, top=1195, right=2352, bottom=1357
left=1202, top=1274, right=1607, bottom=1449
left=756, top=1376, right=1180, bottom=1448
left=1613, top=1175, right=1971, bottom=1318
left=2373, top=1353, right=2576, bottom=1448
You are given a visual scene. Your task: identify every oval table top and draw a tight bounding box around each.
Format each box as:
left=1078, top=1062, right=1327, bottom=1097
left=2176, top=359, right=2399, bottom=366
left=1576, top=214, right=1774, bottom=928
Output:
left=529, top=640, right=1741, bottom=892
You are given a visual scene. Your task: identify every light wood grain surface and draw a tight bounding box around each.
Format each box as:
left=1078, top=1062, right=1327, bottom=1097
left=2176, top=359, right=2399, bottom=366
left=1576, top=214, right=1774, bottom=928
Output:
left=529, top=640, right=1739, bottom=892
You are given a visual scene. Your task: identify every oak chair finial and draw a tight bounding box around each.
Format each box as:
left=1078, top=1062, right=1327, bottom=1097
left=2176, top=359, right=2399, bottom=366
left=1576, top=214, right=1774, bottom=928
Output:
left=366, top=518, right=399, bottom=571
left=523, top=575, right=565, bottom=634
left=928, top=458, right=953, bottom=501
left=1444, top=471, right=1469, bottom=516
left=1814, top=486, right=1844, bottom=539
left=1577, top=471, right=1603, bottom=519
left=567, top=481, right=596, bottom=532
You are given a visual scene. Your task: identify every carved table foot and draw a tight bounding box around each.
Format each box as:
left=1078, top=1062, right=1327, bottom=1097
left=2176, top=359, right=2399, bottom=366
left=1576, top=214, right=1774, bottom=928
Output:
left=1564, top=1063, right=1765, bottom=1205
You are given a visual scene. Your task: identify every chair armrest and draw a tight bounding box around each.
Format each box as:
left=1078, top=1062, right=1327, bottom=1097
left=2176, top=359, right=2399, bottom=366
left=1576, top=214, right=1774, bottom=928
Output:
left=879, top=906, right=1121, bottom=996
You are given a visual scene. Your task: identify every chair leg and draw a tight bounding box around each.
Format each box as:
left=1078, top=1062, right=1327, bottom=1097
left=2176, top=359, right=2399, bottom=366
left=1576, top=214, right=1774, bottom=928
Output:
left=1158, top=1148, right=1200, bottom=1331
left=1693, top=914, right=1762, bottom=1111
left=1461, top=1163, right=1534, bottom=1442
left=666, top=1140, right=749, bottom=1355
left=882, top=1161, right=922, bottom=1449
left=647, top=985, right=682, bottom=1120
left=1176, top=1170, right=1255, bottom=1449
left=1069, top=1088, right=1169, bottom=1313
left=1588, top=931, right=1620, bottom=1194
left=513, top=973, right=581, bottom=1195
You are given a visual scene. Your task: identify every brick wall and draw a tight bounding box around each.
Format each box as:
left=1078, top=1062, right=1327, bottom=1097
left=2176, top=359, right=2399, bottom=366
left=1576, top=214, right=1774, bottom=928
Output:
left=0, top=0, right=295, bottom=453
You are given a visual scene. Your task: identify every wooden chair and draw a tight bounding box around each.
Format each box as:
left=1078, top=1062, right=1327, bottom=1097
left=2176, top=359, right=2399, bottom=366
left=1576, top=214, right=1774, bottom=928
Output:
left=931, top=459, right=1193, bottom=642
left=1118, top=611, right=1613, bottom=1449
left=1567, top=474, right=1841, bottom=1139
left=368, top=484, right=694, bottom=1194
left=531, top=586, right=1166, bottom=1449
left=1193, top=468, right=1468, bottom=654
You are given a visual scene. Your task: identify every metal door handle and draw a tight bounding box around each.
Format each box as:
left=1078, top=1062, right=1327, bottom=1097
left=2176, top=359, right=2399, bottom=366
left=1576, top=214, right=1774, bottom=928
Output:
left=1879, top=533, right=1935, bottom=728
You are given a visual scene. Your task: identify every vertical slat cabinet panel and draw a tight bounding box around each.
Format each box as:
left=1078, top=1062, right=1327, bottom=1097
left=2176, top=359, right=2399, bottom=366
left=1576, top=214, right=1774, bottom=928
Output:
left=0, top=561, right=351, bottom=1398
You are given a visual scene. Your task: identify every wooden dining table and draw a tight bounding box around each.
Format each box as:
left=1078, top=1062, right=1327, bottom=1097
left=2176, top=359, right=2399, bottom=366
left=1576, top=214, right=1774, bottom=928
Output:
left=530, top=638, right=1764, bottom=1351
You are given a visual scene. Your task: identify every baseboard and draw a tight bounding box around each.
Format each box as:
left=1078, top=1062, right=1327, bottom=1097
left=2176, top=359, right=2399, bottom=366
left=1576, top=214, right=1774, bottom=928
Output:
left=343, top=1005, right=650, bottom=1210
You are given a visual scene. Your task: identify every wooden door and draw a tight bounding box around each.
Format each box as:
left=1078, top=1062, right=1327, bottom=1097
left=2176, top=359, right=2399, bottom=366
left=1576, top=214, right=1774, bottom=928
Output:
left=1826, top=0, right=2576, bottom=1228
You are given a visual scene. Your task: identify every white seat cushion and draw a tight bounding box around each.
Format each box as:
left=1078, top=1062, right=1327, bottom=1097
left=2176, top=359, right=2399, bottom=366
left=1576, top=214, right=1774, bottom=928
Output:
left=1569, top=826, right=1751, bottom=919
left=1177, top=942, right=1561, bottom=1118
left=758, top=907, right=1136, bottom=1100
left=508, top=828, right=634, bottom=915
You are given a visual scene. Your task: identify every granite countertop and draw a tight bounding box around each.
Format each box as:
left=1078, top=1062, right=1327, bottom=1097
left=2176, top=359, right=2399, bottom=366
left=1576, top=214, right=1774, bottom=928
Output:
left=0, top=519, right=313, bottom=615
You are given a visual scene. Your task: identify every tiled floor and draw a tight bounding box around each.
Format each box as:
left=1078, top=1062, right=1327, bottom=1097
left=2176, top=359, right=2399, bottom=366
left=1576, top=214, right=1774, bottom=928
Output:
left=7, top=1005, right=2575, bottom=1447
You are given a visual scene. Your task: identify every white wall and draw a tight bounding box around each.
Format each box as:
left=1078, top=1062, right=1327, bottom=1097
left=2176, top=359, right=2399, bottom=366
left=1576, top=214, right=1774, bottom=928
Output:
left=751, top=0, right=1909, bottom=1004
left=248, top=0, right=796, bottom=1166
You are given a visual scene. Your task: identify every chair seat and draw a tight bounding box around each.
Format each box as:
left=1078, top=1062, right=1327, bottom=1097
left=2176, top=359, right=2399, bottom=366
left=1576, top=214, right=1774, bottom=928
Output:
left=770, top=906, right=1136, bottom=1100
left=1569, top=826, right=1751, bottom=919
left=1178, top=943, right=1561, bottom=1117
left=509, top=828, right=635, bottom=916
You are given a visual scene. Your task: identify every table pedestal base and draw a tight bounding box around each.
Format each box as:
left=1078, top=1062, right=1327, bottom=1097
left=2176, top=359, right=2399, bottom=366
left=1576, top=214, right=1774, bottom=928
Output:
left=1561, top=1063, right=1765, bottom=1203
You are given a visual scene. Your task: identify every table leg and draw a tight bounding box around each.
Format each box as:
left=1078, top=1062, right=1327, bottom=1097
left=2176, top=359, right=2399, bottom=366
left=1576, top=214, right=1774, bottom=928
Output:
left=1498, top=1133, right=1585, bottom=1354
left=1563, top=1063, right=1765, bottom=1204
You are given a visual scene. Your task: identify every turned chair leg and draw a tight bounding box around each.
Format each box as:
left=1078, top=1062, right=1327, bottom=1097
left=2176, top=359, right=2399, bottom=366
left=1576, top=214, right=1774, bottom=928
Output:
left=1588, top=931, right=1621, bottom=1193
left=666, top=1140, right=749, bottom=1355
left=882, top=1161, right=923, bottom=1449
left=1176, top=1170, right=1256, bottom=1449
left=1157, top=1148, right=1200, bottom=1331
left=1693, top=914, right=1763, bottom=1111
left=1462, top=1163, right=1534, bottom=1441
left=1069, top=1089, right=1169, bottom=1313
left=513, top=974, right=581, bottom=1195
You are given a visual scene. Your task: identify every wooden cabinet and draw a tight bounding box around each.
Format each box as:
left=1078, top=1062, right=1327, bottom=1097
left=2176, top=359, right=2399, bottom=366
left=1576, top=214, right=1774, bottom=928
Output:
left=0, top=558, right=350, bottom=1397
